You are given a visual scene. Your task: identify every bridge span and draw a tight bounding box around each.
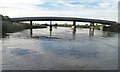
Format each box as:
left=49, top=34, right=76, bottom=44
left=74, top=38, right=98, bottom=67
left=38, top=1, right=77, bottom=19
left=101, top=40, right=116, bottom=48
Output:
left=10, top=17, right=117, bottom=37
left=10, top=17, right=116, bottom=25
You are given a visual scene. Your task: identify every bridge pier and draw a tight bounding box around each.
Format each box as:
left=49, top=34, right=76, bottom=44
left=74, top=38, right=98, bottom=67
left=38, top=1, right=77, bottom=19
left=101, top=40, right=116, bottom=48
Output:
left=49, top=21, right=52, bottom=37
left=89, top=22, right=94, bottom=36
left=30, top=21, right=33, bottom=37
left=73, top=21, right=76, bottom=32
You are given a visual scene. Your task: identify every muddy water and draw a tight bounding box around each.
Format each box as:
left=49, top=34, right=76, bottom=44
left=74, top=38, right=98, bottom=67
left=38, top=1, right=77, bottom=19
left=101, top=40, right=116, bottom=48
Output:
left=2, top=27, right=118, bottom=70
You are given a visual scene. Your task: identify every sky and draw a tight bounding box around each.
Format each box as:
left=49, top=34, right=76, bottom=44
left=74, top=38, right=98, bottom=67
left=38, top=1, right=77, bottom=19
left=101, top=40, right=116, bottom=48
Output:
left=0, top=0, right=119, bottom=23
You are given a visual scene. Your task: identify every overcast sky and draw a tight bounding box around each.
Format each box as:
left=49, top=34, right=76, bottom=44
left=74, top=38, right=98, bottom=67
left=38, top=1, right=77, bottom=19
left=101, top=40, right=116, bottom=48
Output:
left=0, top=0, right=119, bottom=22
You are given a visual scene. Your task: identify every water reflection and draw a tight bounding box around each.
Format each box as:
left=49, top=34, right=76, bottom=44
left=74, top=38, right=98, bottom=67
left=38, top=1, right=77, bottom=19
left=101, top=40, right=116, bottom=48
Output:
left=72, top=30, right=76, bottom=40
left=55, top=49, right=98, bottom=59
left=50, top=30, right=52, bottom=37
left=49, top=27, right=76, bottom=40
left=0, top=39, right=2, bottom=71
left=2, top=27, right=118, bottom=70
left=102, top=31, right=114, bottom=37
left=31, top=36, right=60, bottom=40
left=10, top=48, right=30, bottom=56
left=54, top=26, right=57, bottom=29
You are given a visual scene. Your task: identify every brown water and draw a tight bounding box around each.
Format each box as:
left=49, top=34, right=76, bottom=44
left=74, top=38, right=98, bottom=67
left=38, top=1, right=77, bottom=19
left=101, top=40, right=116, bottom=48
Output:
left=1, top=27, right=118, bottom=70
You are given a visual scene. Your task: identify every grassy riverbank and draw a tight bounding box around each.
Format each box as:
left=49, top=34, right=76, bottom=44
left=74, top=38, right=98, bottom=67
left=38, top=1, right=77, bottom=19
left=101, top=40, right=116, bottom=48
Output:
left=2, top=15, right=47, bottom=37
left=58, top=24, right=101, bottom=30
left=2, top=22, right=47, bottom=37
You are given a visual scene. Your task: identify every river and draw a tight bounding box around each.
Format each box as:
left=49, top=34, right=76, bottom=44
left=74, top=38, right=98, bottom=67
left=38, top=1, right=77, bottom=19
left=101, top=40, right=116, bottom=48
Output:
left=1, top=27, right=118, bottom=70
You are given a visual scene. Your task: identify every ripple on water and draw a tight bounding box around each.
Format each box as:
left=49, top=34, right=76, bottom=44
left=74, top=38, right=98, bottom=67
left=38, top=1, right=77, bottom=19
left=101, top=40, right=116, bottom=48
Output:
left=10, top=48, right=30, bottom=56
left=31, top=36, right=60, bottom=39
left=54, top=48, right=99, bottom=59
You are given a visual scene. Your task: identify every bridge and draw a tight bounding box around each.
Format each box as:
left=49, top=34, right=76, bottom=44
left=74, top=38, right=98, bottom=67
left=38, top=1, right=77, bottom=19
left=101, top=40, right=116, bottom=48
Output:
left=10, top=17, right=117, bottom=37
left=10, top=17, right=116, bottom=24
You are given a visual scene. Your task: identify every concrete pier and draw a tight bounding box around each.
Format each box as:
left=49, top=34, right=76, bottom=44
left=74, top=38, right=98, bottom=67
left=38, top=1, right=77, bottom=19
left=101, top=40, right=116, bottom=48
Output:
left=30, top=21, right=33, bottom=37
left=73, top=21, right=76, bottom=32
left=49, top=21, right=52, bottom=37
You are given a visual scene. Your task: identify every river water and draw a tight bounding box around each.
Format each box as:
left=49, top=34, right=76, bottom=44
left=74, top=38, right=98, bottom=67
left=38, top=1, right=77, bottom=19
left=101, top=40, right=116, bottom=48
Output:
left=1, top=27, right=118, bottom=70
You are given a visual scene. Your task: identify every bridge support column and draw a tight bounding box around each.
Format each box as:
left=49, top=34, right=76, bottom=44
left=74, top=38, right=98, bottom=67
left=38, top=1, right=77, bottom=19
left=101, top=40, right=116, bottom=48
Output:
left=89, top=22, right=94, bottom=36
left=73, top=21, right=76, bottom=32
left=49, top=21, right=52, bottom=37
left=30, top=21, right=33, bottom=37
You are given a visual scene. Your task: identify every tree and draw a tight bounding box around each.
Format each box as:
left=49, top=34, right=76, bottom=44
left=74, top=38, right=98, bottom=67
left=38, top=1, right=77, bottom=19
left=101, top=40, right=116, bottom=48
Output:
left=2, top=16, right=10, bottom=20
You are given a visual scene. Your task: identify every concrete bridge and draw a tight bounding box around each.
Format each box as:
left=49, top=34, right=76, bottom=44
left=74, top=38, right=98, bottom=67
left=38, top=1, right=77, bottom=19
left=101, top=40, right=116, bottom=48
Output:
left=10, top=17, right=117, bottom=37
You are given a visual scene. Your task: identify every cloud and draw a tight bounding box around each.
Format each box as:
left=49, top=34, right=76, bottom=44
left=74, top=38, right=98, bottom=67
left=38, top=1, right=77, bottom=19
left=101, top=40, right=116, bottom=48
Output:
left=0, top=0, right=119, bottom=21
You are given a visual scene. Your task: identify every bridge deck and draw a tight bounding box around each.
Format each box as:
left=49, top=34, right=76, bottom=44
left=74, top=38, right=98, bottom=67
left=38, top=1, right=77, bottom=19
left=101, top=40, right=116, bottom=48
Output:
left=10, top=17, right=117, bottom=25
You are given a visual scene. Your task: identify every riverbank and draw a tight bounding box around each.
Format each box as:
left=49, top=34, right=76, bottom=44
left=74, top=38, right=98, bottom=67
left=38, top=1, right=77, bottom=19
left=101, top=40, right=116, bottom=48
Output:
left=2, top=15, right=47, bottom=37
left=58, top=24, right=120, bottom=33
left=58, top=24, right=100, bottom=30
left=2, top=22, right=47, bottom=37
